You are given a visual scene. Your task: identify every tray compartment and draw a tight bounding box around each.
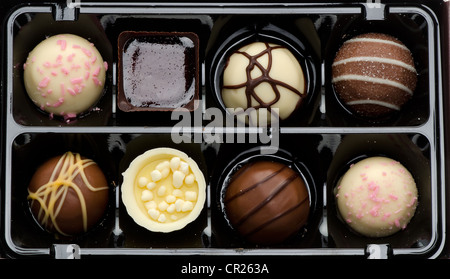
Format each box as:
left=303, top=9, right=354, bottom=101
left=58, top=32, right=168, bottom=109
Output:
left=1, top=3, right=445, bottom=258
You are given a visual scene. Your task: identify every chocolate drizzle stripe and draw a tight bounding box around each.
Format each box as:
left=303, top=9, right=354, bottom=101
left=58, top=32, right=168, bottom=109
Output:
left=223, top=42, right=305, bottom=112
left=233, top=172, right=300, bottom=229
left=224, top=163, right=288, bottom=204
left=243, top=195, right=309, bottom=238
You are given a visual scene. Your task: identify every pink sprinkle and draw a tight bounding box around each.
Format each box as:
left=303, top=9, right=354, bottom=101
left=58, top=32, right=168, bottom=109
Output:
left=81, top=47, right=92, bottom=57
left=389, top=194, right=398, bottom=201
left=57, top=39, right=67, bottom=51
left=60, top=83, right=66, bottom=96
left=67, top=53, right=76, bottom=62
left=64, top=113, right=77, bottom=121
left=73, top=44, right=81, bottom=49
left=71, top=64, right=81, bottom=71
left=92, top=76, right=102, bottom=86
left=394, top=219, right=401, bottom=228
left=67, top=87, right=76, bottom=96
left=47, top=89, right=53, bottom=94
left=43, top=62, right=51, bottom=68
left=38, top=77, right=51, bottom=88
left=51, top=97, right=65, bottom=107
left=23, top=63, right=27, bottom=70
left=104, top=61, right=108, bottom=71
left=382, top=212, right=391, bottom=221
left=92, top=66, right=101, bottom=77
left=61, top=68, right=69, bottom=75
left=51, top=71, right=58, bottom=76
left=84, top=61, right=91, bottom=70
left=71, top=77, right=83, bottom=84
left=90, top=56, right=97, bottom=64
left=32, top=56, right=36, bottom=62
left=84, top=72, right=90, bottom=80
left=369, top=204, right=381, bottom=217
left=346, top=218, right=352, bottom=224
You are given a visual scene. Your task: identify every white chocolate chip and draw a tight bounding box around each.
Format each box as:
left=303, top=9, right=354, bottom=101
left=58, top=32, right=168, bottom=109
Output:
left=175, top=199, right=185, bottom=212
left=158, top=201, right=169, bottom=211
left=179, top=161, right=189, bottom=174
left=185, top=191, right=197, bottom=202
left=138, top=177, right=149, bottom=187
left=156, top=160, right=170, bottom=171
left=173, top=170, right=185, bottom=188
left=148, top=208, right=160, bottom=220
left=172, top=189, right=183, bottom=198
left=166, top=195, right=176, bottom=204
left=157, top=186, right=167, bottom=196
left=151, top=170, right=162, bottom=181
left=145, top=200, right=157, bottom=210
left=146, top=182, right=156, bottom=190
left=182, top=201, right=194, bottom=212
left=160, top=168, right=170, bottom=179
left=167, top=204, right=176, bottom=213
left=170, top=157, right=181, bottom=171
left=141, top=190, right=154, bottom=201
left=158, top=214, right=167, bottom=223
left=171, top=215, right=178, bottom=220
left=184, top=174, right=195, bottom=185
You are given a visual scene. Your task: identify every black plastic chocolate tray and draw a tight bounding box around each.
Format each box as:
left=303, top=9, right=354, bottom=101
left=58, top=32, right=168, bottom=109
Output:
left=0, top=1, right=446, bottom=259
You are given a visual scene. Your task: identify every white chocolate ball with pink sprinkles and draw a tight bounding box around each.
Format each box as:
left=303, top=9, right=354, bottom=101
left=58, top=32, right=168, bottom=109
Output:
left=335, top=156, right=418, bottom=238
left=23, top=34, right=107, bottom=119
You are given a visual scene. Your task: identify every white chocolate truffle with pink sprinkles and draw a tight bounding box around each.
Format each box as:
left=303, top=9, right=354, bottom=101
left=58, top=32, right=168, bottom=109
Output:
left=23, top=34, right=107, bottom=119
left=335, top=156, right=418, bottom=238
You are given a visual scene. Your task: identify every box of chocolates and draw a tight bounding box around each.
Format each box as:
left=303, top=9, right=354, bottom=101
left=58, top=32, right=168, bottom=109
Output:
left=0, top=1, right=447, bottom=260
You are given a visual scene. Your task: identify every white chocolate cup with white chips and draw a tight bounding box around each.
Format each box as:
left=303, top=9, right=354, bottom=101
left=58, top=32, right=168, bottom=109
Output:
left=122, top=148, right=206, bottom=233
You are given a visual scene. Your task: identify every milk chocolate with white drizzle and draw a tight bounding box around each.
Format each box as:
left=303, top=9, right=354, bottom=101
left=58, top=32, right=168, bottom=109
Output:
left=224, top=160, right=310, bottom=245
left=332, top=33, right=417, bottom=118
left=221, top=42, right=306, bottom=125
left=28, top=152, right=109, bottom=236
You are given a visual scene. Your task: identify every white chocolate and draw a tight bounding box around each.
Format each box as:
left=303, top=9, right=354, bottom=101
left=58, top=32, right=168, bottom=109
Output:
left=185, top=191, right=197, bottom=202
left=138, top=177, right=149, bottom=187
left=221, top=42, right=306, bottom=123
left=182, top=201, right=194, bottom=212
left=121, top=148, right=206, bottom=233
left=158, top=214, right=167, bottom=223
left=23, top=34, right=107, bottom=118
left=157, top=186, right=167, bottom=196
left=336, top=156, right=418, bottom=238
left=148, top=208, right=160, bottom=220
left=158, top=201, right=169, bottom=211
left=146, top=182, right=156, bottom=190
left=151, top=170, right=162, bottom=181
left=170, top=157, right=181, bottom=171
left=145, top=201, right=157, bottom=210
left=166, top=195, right=176, bottom=204
left=172, top=189, right=183, bottom=198
left=141, top=190, right=154, bottom=201
left=173, top=170, right=186, bottom=188
left=185, top=174, right=195, bottom=185
left=179, top=161, right=190, bottom=174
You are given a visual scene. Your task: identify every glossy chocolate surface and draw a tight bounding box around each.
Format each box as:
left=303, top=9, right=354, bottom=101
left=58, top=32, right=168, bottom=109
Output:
left=28, top=152, right=109, bottom=236
left=224, top=160, right=310, bottom=245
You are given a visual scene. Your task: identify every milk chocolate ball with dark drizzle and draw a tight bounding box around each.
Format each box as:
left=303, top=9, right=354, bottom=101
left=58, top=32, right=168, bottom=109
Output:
left=221, top=42, right=307, bottom=125
left=27, top=152, right=109, bottom=236
left=331, top=33, right=417, bottom=118
left=224, top=160, right=310, bottom=245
